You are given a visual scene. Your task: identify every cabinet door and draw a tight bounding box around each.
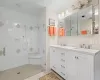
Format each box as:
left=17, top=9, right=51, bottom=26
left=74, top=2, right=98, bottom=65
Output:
left=50, top=48, right=60, bottom=72
left=66, top=51, right=78, bottom=80
left=50, top=48, right=56, bottom=68
left=76, top=54, right=92, bottom=80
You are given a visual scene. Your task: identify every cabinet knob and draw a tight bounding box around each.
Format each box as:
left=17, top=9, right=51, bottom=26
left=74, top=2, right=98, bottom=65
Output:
left=53, top=50, right=55, bottom=52
left=61, top=65, right=65, bottom=68
left=61, top=53, right=65, bottom=55
left=77, top=57, right=79, bottom=59
left=61, top=72, right=65, bottom=76
left=61, top=59, right=65, bottom=62
left=75, top=56, right=79, bottom=59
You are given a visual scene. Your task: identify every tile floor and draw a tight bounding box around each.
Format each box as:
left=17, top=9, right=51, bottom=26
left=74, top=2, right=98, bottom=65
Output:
left=0, top=64, right=44, bottom=80
left=25, top=72, right=46, bottom=80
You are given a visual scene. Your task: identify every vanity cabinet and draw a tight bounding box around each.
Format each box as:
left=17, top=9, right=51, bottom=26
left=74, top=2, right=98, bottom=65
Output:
left=50, top=46, right=100, bottom=80
left=50, top=48, right=67, bottom=79
left=66, top=51, right=93, bottom=80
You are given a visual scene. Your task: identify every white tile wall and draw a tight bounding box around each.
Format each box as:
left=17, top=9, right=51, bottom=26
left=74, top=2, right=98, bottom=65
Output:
left=58, top=35, right=100, bottom=49
left=46, top=7, right=58, bottom=71
left=0, top=6, right=39, bottom=71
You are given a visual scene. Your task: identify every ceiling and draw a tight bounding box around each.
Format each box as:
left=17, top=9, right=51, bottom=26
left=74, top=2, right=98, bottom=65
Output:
left=43, top=0, right=77, bottom=13
left=0, top=0, right=45, bottom=15
left=0, top=0, right=76, bottom=15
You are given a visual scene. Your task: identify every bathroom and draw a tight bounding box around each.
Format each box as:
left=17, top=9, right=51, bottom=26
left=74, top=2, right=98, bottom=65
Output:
left=0, top=0, right=100, bottom=80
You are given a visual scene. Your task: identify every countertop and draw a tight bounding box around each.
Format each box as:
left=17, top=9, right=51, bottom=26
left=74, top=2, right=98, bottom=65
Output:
left=50, top=45, right=100, bottom=56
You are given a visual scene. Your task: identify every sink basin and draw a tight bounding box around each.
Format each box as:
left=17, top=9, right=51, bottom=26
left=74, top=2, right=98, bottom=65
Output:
left=61, top=46, right=76, bottom=49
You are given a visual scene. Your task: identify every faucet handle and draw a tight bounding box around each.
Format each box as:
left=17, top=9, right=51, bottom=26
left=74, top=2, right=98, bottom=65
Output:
left=80, top=44, right=83, bottom=48
left=88, top=45, right=92, bottom=49
left=82, top=44, right=85, bottom=48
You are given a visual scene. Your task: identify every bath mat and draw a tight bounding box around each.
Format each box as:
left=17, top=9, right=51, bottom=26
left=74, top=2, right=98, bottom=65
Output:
left=39, top=72, right=63, bottom=80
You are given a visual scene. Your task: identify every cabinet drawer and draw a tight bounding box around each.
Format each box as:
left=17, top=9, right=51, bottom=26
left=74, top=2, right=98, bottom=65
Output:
left=51, top=65, right=58, bottom=72
left=60, top=57, right=66, bottom=66
left=60, top=52, right=66, bottom=56
left=59, top=71, right=66, bottom=79
left=58, top=58, right=66, bottom=66
left=59, top=49, right=66, bottom=56
left=60, top=64, right=66, bottom=69
left=60, top=52, right=66, bottom=59
left=60, top=58, right=66, bottom=64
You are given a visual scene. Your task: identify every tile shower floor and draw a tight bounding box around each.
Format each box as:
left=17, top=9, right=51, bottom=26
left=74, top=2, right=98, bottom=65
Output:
left=0, top=64, right=44, bottom=80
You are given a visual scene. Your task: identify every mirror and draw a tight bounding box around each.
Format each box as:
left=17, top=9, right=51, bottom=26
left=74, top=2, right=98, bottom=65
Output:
left=70, top=12, right=78, bottom=36
left=78, top=6, right=93, bottom=35
left=93, top=5, right=99, bottom=34
left=58, top=5, right=99, bottom=36
left=58, top=16, right=71, bottom=36
left=64, top=16, right=71, bottom=36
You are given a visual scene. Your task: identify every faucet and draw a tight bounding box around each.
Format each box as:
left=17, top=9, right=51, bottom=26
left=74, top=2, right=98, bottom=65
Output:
left=80, top=44, right=85, bottom=48
left=87, top=45, right=92, bottom=49
left=80, top=44, right=92, bottom=49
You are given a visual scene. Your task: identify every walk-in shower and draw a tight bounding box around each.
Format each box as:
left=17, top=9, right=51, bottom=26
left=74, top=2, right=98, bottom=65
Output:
left=0, top=0, right=46, bottom=80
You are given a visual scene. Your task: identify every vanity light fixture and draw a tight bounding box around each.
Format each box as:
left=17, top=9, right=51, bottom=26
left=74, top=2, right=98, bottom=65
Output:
left=95, top=10, right=98, bottom=15
left=89, top=10, right=98, bottom=15
left=61, top=12, right=65, bottom=18
left=65, top=10, right=71, bottom=17
left=58, top=9, right=72, bottom=19
left=65, top=10, right=69, bottom=15
left=58, top=12, right=65, bottom=19
left=58, top=14, right=61, bottom=19
left=14, top=23, right=18, bottom=26
left=14, top=23, right=20, bottom=28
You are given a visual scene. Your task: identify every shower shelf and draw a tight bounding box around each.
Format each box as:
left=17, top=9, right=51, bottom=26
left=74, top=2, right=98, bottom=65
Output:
left=28, top=56, right=42, bottom=59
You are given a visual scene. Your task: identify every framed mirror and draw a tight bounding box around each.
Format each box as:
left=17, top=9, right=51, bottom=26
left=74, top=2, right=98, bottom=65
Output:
left=64, top=16, right=71, bottom=36
left=70, top=12, right=78, bottom=36
left=58, top=5, right=99, bottom=36
left=78, top=6, right=93, bottom=35
left=93, top=5, right=99, bottom=34
left=58, top=16, right=71, bottom=36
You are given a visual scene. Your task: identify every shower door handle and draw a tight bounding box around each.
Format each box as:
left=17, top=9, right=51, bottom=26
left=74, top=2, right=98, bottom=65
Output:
left=3, top=47, right=6, bottom=56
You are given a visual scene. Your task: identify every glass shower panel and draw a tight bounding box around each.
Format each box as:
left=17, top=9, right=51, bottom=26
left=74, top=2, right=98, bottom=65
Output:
left=93, top=5, right=99, bottom=34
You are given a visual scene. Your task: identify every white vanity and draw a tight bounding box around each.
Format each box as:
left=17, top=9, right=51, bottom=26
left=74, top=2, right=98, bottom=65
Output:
left=50, top=45, right=100, bottom=80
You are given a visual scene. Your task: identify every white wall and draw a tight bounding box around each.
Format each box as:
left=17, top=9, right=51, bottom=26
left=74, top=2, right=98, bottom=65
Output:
left=46, top=7, right=58, bottom=71
left=0, top=7, right=38, bottom=71
left=38, top=8, right=46, bottom=68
